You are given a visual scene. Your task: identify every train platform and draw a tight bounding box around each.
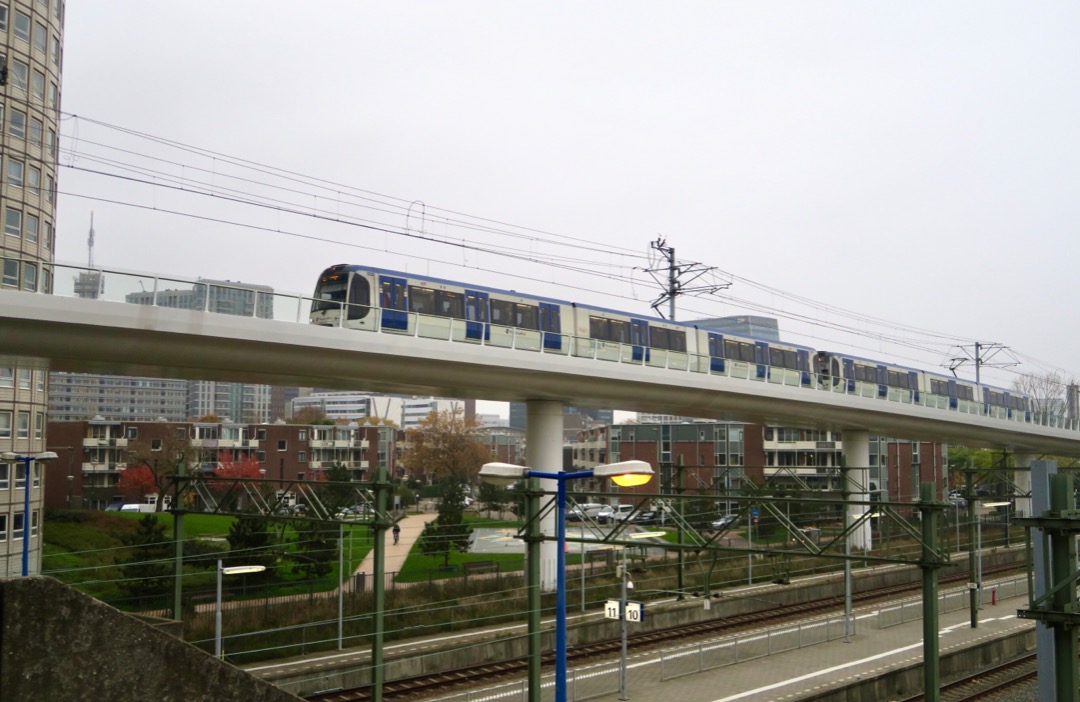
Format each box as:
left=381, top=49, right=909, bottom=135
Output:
left=581, top=586, right=1033, bottom=702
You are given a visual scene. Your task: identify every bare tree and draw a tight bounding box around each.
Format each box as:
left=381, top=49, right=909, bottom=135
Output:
left=1012, top=371, right=1069, bottom=416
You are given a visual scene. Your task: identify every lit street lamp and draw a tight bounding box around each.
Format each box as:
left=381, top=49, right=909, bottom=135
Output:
left=215, top=560, right=267, bottom=659
left=1, top=451, right=58, bottom=576
left=479, top=460, right=653, bottom=702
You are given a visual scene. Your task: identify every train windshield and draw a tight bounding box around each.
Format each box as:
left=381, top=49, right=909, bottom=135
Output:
left=312, top=275, right=349, bottom=312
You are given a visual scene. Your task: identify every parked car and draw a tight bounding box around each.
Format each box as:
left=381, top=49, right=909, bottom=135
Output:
left=711, top=514, right=739, bottom=530
left=568, top=503, right=604, bottom=521
left=630, top=510, right=660, bottom=525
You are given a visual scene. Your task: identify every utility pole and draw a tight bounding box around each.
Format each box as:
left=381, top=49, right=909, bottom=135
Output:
left=641, top=237, right=729, bottom=321
left=947, top=342, right=1017, bottom=387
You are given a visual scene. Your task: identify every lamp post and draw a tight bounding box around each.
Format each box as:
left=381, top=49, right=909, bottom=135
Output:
left=215, top=560, right=267, bottom=659
left=480, top=460, right=653, bottom=702
left=2, top=451, right=58, bottom=576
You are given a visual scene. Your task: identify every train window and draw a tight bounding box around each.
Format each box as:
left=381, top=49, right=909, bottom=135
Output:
left=651, top=327, right=686, bottom=352
left=490, top=299, right=512, bottom=325
left=408, top=286, right=435, bottom=315
left=540, top=305, right=560, bottom=332
left=887, top=370, right=910, bottom=389
left=435, top=290, right=464, bottom=319
left=783, top=350, right=797, bottom=369
left=590, top=316, right=630, bottom=343
left=854, top=365, right=875, bottom=382
left=346, top=276, right=371, bottom=320
left=312, top=275, right=348, bottom=311
left=515, top=303, right=539, bottom=329
left=769, top=347, right=784, bottom=367
left=709, top=335, right=724, bottom=357
left=724, top=340, right=755, bottom=362
left=931, top=379, right=947, bottom=395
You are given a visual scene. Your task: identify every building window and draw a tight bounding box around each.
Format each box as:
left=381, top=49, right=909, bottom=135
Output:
left=51, top=34, right=59, bottom=65
left=7, top=159, right=24, bottom=188
left=0, top=463, right=8, bottom=489
left=151, top=439, right=162, bottom=451
left=34, top=413, right=43, bottom=440
left=10, top=60, right=28, bottom=90
left=0, top=515, right=7, bottom=542
left=0, top=368, right=11, bottom=387
left=32, top=463, right=40, bottom=488
left=49, top=81, right=57, bottom=108
left=298, top=451, right=307, bottom=463
left=297, top=472, right=306, bottom=481
left=9, top=109, right=26, bottom=138
left=13, top=513, right=24, bottom=541
left=34, top=370, right=43, bottom=391
left=31, top=510, right=39, bottom=537
left=4, top=209, right=21, bottom=238
left=13, top=11, right=29, bottom=41
left=255, top=451, right=265, bottom=462
left=256, top=428, right=266, bottom=440
left=0, top=260, right=15, bottom=287
left=24, top=213, right=38, bottom=243
left=27, top=166, right=40, bottom=196
left=0, top=6, right=8, bottom=31
left=31, top=69, right=44, bottom=100
left=45, top=175, right=54, bottom=202
left=17, top=412, right=30, bottom=439
left=298, top=430, right=307, bottom=441
left=277, top=440, right=287, bottom=451
left=126, top=426, right=138, bottom=439
left=33, top=22, right=46, bottom=53
left=14, top=461, right=25, bottom=488
left=17, top=369, right=30, bottom=389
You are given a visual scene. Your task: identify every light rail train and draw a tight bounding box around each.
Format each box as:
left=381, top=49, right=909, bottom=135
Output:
left=310, top=264, right=1034, bottom=424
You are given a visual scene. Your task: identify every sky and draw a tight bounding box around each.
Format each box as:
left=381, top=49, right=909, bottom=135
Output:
left=51, top=2, right=1080, bottom=413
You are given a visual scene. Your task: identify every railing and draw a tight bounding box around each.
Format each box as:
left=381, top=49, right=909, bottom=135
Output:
left=17, top=260, right=1080, bottom=435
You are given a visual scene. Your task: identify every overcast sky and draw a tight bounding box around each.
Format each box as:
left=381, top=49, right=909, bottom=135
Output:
left=52, top=2, right=1080, bottom=409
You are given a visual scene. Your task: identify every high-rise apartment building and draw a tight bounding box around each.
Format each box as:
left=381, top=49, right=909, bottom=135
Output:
left=0, top=0, right=65, bottom=576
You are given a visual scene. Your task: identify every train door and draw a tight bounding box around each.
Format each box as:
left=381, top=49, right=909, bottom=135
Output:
left=540, top=303, right=562, bottom=351
left=876, top=365, right=888, bottom=398
left=754, top=342, right=769, bottom=379
left=379, top=276, right=408, bottom=332
left=630, top=320, right=649, bottom=363
left=947, top=379, right=959, bottom=409
left=797, top=349, right=811, bottom=386
left=842, top=358, right=856, bottom=393
left=464, top=290, right=489, bottom=342
left=909, top=371, right=920, bottom=403
left=708, top=333, right=725, bottom=373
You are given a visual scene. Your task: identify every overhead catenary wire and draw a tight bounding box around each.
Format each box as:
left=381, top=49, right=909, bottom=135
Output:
left=55, top=114, right=1080, bottom=388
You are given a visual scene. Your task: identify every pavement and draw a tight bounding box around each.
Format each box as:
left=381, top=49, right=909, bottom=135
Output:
left=354, top=511, right=439, bottom=581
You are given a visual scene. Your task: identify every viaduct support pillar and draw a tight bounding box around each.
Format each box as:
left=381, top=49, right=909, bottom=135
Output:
left=1013, top=452, right=1034, bottom=518
left=841, top=431, right=872, bottom=551
left=527, top=400, right=563, bottom=591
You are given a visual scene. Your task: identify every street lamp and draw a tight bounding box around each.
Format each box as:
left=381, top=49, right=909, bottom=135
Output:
left=479, top=460, right=653, bottom=702
left=215, top=560, right=267, bottom=659
left=1, top=451, right=58, bottom=576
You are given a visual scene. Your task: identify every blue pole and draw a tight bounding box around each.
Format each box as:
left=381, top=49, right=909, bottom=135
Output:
left=555, top=473, right=568, bottom=702
left=22, top=456, right=30, bottom=577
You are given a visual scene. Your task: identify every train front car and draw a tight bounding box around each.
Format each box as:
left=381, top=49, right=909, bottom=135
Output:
left=310, top=264, right=378, bottom=330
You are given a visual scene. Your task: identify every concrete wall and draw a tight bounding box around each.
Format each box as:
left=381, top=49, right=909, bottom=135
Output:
left=0, top=577, right=302, bottom=702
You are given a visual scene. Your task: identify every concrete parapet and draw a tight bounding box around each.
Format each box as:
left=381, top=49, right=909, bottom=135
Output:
left=0, top=577, right=302, bottom=702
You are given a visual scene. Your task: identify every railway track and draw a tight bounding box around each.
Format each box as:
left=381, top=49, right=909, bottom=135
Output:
left=896, top=653, right=1037, bottom=701
left=303, top=564, right=1023, bottom=702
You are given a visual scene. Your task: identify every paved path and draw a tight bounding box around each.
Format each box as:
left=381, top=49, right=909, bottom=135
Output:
left=355, top=512, right=439, bottom=584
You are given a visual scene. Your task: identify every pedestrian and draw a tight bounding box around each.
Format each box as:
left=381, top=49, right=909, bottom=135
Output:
left=392, top=523, right=401, bottom=545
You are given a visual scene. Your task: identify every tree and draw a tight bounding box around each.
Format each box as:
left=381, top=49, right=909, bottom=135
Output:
left=289, top=520, right=339, bottom=579
left=226, top=516, right=277, bottom=575
left=478, top=481, right=508, bottom=517
left=1013, top=370, right=1077, bottom=418
left=116, top=465, right=159, bottom=504
left=120, top=515, right=172, bottom=599
left=290, top=406, right=335, bottom=425
left=399, top=407, right=489, bottom=487
left=401, top=408, right=485, bottom=566
left=212, top=451, right=265, bottom=511
left=124, top=426, right=189, bottom=511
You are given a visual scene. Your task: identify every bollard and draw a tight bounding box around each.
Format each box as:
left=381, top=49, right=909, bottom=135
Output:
left=991, top=587, right=997, bottom=606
